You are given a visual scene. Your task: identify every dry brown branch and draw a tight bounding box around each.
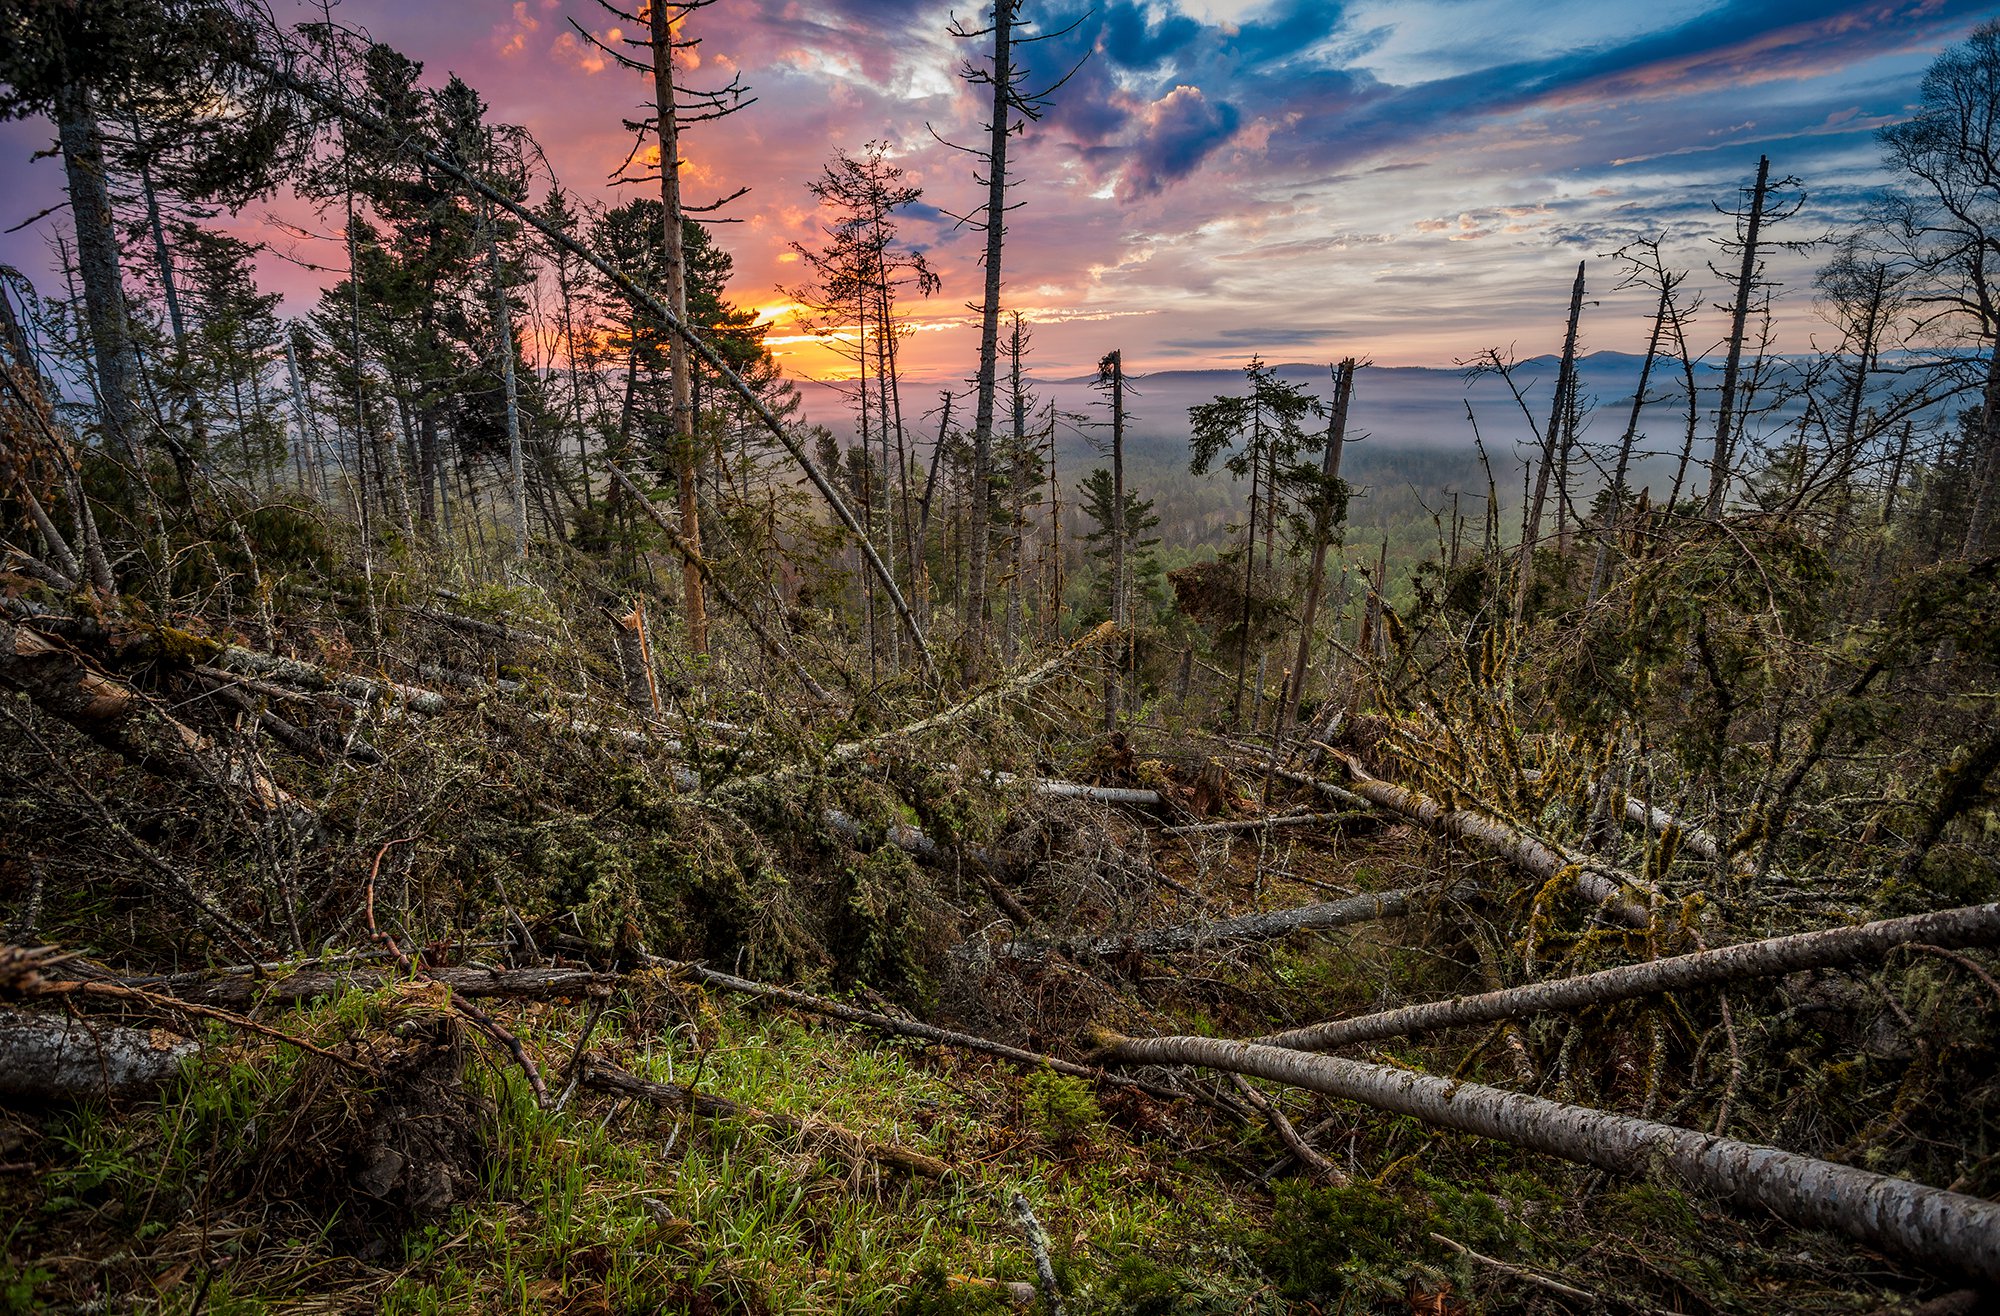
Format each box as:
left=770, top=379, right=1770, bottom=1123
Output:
left=1229, top=1073, right=1346, bottom=1184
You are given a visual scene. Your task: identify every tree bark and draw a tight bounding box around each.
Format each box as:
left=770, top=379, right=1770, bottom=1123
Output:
left=0, top=1009, right=194, bottom=1101
left=53, top=79, right=142, bottom=459
left=1259, top=902, right=2000, bottom=1052
left=1707, top=155, right=1771, bottom=519
left=964, top=0, right=1018, bottom=661
left=1332, top=755, right=1652, bottom=927
left=1091, top=1029, right=2000, bottom=1283
left=650, top=0, right=708, bottom=652
left=1281, top=359, right=1353, bottom=735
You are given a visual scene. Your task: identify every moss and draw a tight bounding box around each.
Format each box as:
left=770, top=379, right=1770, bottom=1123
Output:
left=1023, top=1070, right=1102, bottom=1148
left=152, top=624, right=222, bottom=666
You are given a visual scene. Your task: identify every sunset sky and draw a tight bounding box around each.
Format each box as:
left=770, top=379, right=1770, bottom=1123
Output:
left=1, top=0, right=1992, bottom=382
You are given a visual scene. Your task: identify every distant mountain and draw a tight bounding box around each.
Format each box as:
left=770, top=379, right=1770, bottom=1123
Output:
left=797, top=351, right=1719, bottom=474
left=789, top=349, right=1955, bottom=502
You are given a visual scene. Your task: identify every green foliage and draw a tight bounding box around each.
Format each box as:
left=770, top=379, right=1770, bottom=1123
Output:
left=1252, top=1180, right=1436, bottom=1307
left=896, top=1263, right=1013, bottom=1316
left=1023, top=1070, right=1102, bottom=1147
left=1075, top=1252, right=1248, bottom=1316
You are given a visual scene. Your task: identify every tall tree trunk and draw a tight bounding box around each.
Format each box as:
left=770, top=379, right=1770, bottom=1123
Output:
left=53, top=80, right=142, bottom=460
left=964, top=0, right=1018, bottom=663
left=1513, top=261, right=1585, bottom=630
left=1707, top=155, right=1771, bottom=519
left=486, top=219, right=528, bottom=559
left=1280, top=359, right=1353, bottom=735
left=1104, top=349, right=1126, bottom=731
left=1960, top=326, right=2000, bottom=556
left=651, top=0, right=707, bottom=653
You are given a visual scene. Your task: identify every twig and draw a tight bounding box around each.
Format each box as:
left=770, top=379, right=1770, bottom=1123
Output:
left=1428, top=1233, right=1602, bottom=1304
left=584, top=1059, right=952, bottom=1178
left=1010, top=1192, right=1068, bottom=1316
left=1229, top=1073, right=1346, bottom=1184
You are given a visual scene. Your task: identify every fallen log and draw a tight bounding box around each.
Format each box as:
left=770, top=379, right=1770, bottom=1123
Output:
left=159, top=965, right=620, bottom=1010
left=1162, top=811, right=1371, bottom=838
left=1329, top=755, right=1652, bottom=928
left=1, top=615, right=311, bottom=825
left=1088, top=1029, right=2000, bottom=1284
left=999, top=887, right=1429, bottom=961
left=1520, top=767, right=1734, bottom=870
left=1247, top=757, right=1374, bottom=812
left=583, top=1059, right=951, bottom=1178
left=1257, top=903, right=2000, bottom=1053
left=216, top=645, right=448, bottom=716
left=986, top=773, right=1164, bottom=807
left=0, top=1008, right=194, bottom=1100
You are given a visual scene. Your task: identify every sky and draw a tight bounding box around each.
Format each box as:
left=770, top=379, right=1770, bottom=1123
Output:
left=0, top=0, right=1992, bottom=383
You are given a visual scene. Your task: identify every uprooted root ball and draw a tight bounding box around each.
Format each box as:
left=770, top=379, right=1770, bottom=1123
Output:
left=252, top=991, right=494, bottom=1257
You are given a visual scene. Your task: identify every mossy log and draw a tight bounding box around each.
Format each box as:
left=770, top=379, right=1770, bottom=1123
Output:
left=1330, top=754, right=1653, bottom=927
left=0, top=615, right=310, bottom=826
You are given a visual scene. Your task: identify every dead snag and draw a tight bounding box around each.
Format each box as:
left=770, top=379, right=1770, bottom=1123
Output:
left=1258, top=902, right=2000, bottom=1053
left=1089, top=1029, right=2000, bottom=1284
left=584, top=1060, right=951, bottom=1179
